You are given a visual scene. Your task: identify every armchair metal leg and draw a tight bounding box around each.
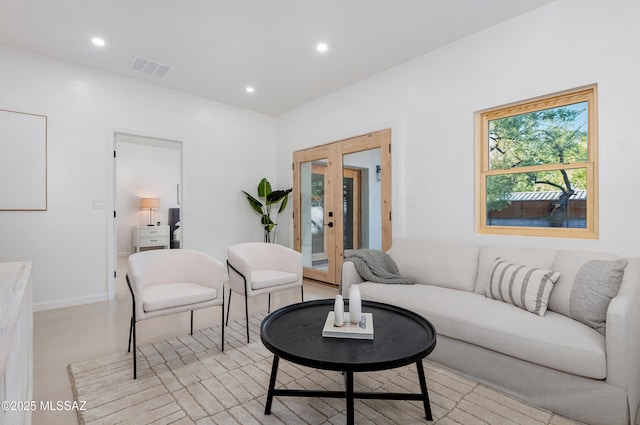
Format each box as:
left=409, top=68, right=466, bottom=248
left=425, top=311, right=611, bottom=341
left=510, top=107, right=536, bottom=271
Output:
left=301, top=285, right=304, bottom=302
left=132, top=321, right=137, bottom=379
left=225, top=286, right=232, bottom=326
left=127, top=316, right=134, bottom=353
left=190, top=311, right=194, bottom=335
left=244, top=292, right=250, bottom=343
left=268, top=293, right=271, bottom=313
left=221, top=290, right=225, bottom=352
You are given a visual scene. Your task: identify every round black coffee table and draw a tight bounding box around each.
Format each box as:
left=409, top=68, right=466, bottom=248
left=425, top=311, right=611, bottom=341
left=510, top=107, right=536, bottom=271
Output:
left=260, top=299, right=437, bottom=425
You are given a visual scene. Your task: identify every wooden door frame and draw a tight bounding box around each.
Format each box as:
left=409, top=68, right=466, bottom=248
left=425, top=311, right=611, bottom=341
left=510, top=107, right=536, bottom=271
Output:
left=293, top=129, right=392, bottom=286
left=340, top=130, right=392, bottom=252
left=293, top=144, right=338, bottom=283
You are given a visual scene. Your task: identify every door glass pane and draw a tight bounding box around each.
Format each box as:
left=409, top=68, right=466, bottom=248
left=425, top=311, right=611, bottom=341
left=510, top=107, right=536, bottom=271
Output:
left=343, top=148, right=381, bottom=254
left=343, top=176, right=355, bottom=250
left=300, top=159, right=329, bottom=271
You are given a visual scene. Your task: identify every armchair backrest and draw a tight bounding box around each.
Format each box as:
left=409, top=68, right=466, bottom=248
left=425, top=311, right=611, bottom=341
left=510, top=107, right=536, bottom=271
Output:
left=128, top=249, right=224, bottom=289
left=227, top=242, right=302, bottom=272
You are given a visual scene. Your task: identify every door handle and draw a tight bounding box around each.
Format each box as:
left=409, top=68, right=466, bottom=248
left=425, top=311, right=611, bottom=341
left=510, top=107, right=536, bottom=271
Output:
left=324, top=222, right=334, bottom=227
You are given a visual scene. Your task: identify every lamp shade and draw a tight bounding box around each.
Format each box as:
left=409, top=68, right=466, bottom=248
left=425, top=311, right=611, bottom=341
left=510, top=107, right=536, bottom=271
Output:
left=140, top=198, right=160, bottom=209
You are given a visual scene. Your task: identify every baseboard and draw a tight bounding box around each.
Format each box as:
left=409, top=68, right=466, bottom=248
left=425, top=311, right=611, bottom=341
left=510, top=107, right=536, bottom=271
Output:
left=34, top=292, right=109, bottom=312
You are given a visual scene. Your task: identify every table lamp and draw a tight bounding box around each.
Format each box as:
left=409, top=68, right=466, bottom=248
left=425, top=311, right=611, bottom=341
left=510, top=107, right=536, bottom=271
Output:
left=140, top=197, right=160, bottom=226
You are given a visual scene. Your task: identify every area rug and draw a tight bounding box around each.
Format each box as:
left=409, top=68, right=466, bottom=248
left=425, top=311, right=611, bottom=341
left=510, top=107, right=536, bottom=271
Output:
left=69, top=315, right=583, bottom=425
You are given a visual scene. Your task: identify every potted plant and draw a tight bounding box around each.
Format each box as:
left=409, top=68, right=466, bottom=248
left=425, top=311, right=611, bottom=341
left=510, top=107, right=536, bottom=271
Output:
left=243, top=178, right=292, bottom=243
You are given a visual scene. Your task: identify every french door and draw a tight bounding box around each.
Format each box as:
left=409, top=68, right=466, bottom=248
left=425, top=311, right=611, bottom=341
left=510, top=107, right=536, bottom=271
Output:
left=293, top=129, right=392, bottom=286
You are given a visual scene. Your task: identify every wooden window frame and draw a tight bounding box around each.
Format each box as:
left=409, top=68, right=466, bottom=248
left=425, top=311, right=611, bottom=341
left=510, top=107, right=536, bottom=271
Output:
left=476, top=85, right=598, bottom=239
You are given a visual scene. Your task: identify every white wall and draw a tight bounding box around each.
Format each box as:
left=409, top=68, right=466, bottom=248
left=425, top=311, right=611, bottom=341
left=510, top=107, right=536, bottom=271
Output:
left=116, top=136, right=181, bottom=255
left=0, top=44, right=277, bottom=310
left=277, top=0, right=640, bottom=257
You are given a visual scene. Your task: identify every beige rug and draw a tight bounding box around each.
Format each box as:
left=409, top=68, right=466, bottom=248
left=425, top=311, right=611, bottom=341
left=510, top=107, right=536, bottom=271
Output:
left=69, top=315, right=584, bottom=425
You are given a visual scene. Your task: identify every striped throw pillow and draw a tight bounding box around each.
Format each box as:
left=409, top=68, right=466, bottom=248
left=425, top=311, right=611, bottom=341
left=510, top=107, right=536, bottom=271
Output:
left=486, top=258, right=560, bottom=316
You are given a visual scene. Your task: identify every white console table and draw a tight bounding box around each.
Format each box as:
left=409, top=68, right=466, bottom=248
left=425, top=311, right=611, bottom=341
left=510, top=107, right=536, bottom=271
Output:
left=0, top=262, right=33, bottom=425
left=133, top=225, right=170, bottom=252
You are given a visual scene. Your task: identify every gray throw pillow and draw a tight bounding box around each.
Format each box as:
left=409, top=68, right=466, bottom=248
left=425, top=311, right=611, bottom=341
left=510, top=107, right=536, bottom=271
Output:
left=549, top=251, right=628, bottom=335
left=568, top=259, right=628, bottom=335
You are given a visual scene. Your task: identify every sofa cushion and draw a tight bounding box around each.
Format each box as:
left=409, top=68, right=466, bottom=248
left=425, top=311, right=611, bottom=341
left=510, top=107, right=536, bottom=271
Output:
left=476, top=246, right=558, bottom=295
left=486, top=258, right=560, bottom=316
left=550, top=251, right=628, bottom=335
left=359, top=282, right=606, bottom=379
left=388, top=238, right=479, bottom=292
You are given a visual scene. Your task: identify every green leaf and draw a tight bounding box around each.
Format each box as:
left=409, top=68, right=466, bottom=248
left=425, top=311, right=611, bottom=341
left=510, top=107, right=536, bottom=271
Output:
left=242, top=190, right=264, bottom=215
left=257, top=178, right=272, bottom=199
left=278, top=191, right=290, bottom=213
left=266, top=188, right=292, bottom=204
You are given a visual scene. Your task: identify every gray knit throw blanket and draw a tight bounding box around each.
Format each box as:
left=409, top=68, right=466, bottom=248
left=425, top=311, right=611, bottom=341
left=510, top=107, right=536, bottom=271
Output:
left=345, top=249, right=415, bottom=285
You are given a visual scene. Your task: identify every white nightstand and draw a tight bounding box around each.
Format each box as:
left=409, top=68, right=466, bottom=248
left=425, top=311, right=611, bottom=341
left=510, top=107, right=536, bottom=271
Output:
left=133, top=225, right=170, bottom=252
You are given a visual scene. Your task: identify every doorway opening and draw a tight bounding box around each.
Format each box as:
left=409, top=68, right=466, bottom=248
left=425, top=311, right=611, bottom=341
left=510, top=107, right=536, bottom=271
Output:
left=108, top=132, right=183, bottom=299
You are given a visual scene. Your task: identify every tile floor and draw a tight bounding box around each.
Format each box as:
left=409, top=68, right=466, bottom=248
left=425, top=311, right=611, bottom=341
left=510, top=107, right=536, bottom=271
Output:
left=31, top=256, right=338, bottom=425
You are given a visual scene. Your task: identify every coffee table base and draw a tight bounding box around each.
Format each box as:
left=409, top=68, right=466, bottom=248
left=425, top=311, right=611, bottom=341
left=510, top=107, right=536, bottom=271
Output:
left=264, top=355, right=433, bottom=425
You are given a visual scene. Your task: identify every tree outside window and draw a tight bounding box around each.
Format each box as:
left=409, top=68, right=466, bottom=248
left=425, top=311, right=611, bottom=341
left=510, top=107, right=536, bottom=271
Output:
left=477, top=85, right=598, bottom=238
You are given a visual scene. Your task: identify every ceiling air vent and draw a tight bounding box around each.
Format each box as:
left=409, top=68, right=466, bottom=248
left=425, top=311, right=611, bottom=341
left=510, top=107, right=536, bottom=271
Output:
left=130, top=56, right=171, bottom=78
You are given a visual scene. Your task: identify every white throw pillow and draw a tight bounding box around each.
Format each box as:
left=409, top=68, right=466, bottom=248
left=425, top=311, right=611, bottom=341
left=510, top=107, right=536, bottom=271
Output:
left=486, top=258, right=560, bottom=316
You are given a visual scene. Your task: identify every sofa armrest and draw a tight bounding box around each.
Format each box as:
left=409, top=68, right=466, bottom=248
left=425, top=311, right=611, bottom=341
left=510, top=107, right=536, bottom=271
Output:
left=605, top=258, right=640, bottom=417
left=341, top=260, right=364, bottom=297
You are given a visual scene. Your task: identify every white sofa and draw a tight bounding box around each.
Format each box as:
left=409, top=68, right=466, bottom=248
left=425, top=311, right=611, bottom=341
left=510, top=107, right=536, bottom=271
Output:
left=341, top=238, right=640, bottom=425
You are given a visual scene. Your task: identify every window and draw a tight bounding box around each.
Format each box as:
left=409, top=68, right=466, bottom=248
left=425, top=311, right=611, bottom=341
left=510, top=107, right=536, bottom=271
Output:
left=477, top=85, right=598, bottom=238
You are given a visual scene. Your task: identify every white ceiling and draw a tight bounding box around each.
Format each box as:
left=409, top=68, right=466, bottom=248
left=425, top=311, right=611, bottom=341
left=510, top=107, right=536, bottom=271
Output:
left=0, top=0, right=555, bottom=116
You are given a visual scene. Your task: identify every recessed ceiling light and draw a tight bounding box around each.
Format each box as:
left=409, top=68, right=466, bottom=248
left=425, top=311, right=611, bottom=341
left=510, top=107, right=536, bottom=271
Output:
left=91, top=37, right=106, bottom=47
left=245, top=86, right=255, bottom=93
left=316, top=42, right=328, bottom=53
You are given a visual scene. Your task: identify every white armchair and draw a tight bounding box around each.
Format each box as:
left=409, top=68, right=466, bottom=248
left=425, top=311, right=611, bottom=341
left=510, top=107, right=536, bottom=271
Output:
left=126, top=249, right=225, bottom=379
left=226, top=242, right=303, bottom=342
